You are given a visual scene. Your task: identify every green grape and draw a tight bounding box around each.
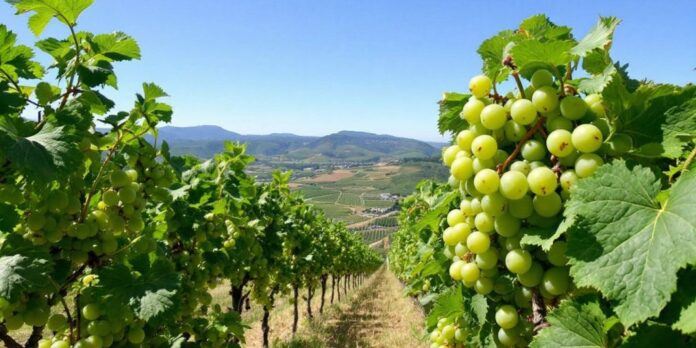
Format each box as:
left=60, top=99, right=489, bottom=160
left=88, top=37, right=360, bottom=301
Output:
left=521, top=140, right=546, bottom=161
left=460, top=199, right=473, bottom=215
left=47, top=313, right=68, bottom=331
left=509, top=160, right=531, bottom=175
left=481, top=266, right=499, bottom=278
left=505, top=249, right=532, bottom=274
left=546, top=129, right=575, bottom=157
left=469, top=75, right=492, bottom=98
left=443, top=145, right=462, bottom=167
left=449, top=260, right=464, bottom=280
left=475, top=278, right=494, bottom=295
left=128, top=327, right=146, bottom=344
left=441, top=324, right=456, bottom=340
left=495, top=305, right=519, bottom=329
left=481, top=192, right=507, bottom=217
left=584, top=93, right=602, bottom=105
left=502, top=233, right=522, bottom=251
left=494, top=213, right=520, bottom=237
left=470, top=198, right=482, bottom=215
left=443, top=223, right=470, bottom=246
left=533, top=192, right=562, bottom=217
left=475, top=249, right=498, bottom=270
left=27, top=213, right=46, bottom=231
left=548, top=241, right=568, bottom=266
left=450, top=156, right=474, bottom=181
left=47, top=191, right=69, bottom=213
left=560, top=95, right=588, bottom=120
left=532, top=86, right=559, bottom=113
left=517, top=261, right=544, bottom=287
left=498, top=327, right=519, bottom=347
left=127, top=215, right=145, bottom=233
left=474, top=212, right=495, bottom=233
left=559, top=170, right=578, bottom=192
left=82, top=303, right=101, bottom=321
left=471, top=135, right=498, bottom=160
left=455, top=242, right=468, bottom=257
left=480, top=104, right=507, bottom=130
left=572, top=124, right=603, bottom=153
left=508, top=195, right=533, bottom=219
left=466, top=231, right=490, bottom=254
left=589, top=100, right=605, bottom=117
left=531, top=69, right=554, bottom=88
left=110, top=169, right=131, bottom=187
left=473, top=157, right=495, bottom=172
left=574, top=153, right=604, bottom=178
left=5, top=314, right=23, bottom=330
left=474, top=169, right=500, bottom=195
left=527, top=167, right=558, bottom=196
left=459, top=262, right=480, bottom=283
left=38, top=339, right=51, bottom=348
left=456, top=129, right=477, bottom=150
left=461, top=98, right=485, bottom=124
left=102, top=189, right=119, bottom=207
left=606, top=133, right=633, bottom=154
left=447, top=209, right=466, bottom=227
left=448, top=175, right=460, bottom=189
left=493, top=149, right=509, bottom=165
left=504, top=120, right=526, bottom=141
left=84, top=335, right=103, bottom=348
left=546, top=115, right=573, bottom=131
left=510, top=99, right=537, bottom=125
left=118, top=185, right=137, bottom=204
left=504, top=98, right=515, bottom=112
left=464, top=177, right=481, bottom=196
left=542, top=267, right=570, bottom=296
left=514, top=287, right=533, bottom=308
left=51, top=341, right=70, bottom=348
left=499, top=171, right=528, bottom=200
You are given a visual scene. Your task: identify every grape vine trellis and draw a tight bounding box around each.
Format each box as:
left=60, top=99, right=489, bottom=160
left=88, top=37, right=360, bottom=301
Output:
left=0, top=2, right=381, bottom=348
left=389, top=14, right=696, bottom=347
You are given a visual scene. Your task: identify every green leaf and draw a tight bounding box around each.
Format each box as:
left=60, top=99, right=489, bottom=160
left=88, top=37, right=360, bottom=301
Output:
left=142, top=82, right=168, bottom=101
left=477, top=30, right=515, bottom=81
left=518, top=14, right=572, bottom=40
left=0, top=234, right=52, bottom=302
left=622, top=323, right=693, bottom=348
left=566, top=161, right=696, bottom=326
left=531, top=298, right=608, bottom=348
left=661, top=93, right=696, bottom=159
left=9, top=0, right=95, bottom=34
left=0, top=118, right=81, bottom=183
left=659, top=269, right=696, bottom=334
left=578, top=63, right=616, bottom=94
left=425, top=285, right=464, bottom=330
left=437, top=92, right=469, bottom=135
left=90, top=32, right=141, bottom=61
left=520, top=216, right=572, bottom=251
left=572, top=17, right=621, bottom=57
left=0, top=203, right=19, bottom=232
left=510, top=39, right=574, bottom=77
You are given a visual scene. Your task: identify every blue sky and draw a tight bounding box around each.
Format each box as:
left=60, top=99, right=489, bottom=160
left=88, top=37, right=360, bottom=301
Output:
left=3, top=0, right=695, bottom=141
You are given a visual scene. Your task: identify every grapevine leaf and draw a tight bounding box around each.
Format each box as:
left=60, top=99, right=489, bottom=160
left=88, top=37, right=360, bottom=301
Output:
left=8, top=0, right=95, bottom=34
left=578, top=63, right=616, bottom=94
left=572, top=17, right=620, bottom=57
left=0, top=118, right=81, bottom=183
left=413, top=190, right=457, bottom=232
left=566, top=161, right=696, bottom=326
left=622, top=323, right=692, bottom=348
left=477, top=30, right=515, bottom=81
left=0, top=203, right=19, bottom=232
left=582, top=48, right=612, bottom=74
left=520, top=216, right=573, bottom=251
left=0, top=25, right=43, bottom=79
left=530, top=298, right=607, bottom=348
left=661, top=94, right=696, bottom=158
left=0, top=234, right=52, bottom=302
left=469, top=293, right=488, bottom=324
left=518, top=14, right=572, bottom=40
left=510, top=39, right=574, bottom=77
left=659, top=269, right=696, bottom=334
left=425, top=285, right=464, bottom=330
left=91, top=32, right=141, bottom=61
left=437, top=92, right=469, bottom=135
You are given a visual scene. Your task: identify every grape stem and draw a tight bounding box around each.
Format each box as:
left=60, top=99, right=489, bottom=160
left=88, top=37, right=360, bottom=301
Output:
left=61, top=297, right=75, bottom=344
left=681, top=145, right=696, bottom=175
left=497, top=116, right=547, bottom=174
left=531, top=289, right=549, bottom=332
left=511, top=71, right=526, bottom=99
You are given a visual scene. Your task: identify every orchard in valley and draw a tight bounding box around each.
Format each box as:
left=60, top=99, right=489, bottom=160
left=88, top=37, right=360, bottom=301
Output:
left=389, top=14, right=696, bottom=348
left=0, top=1, right=380, bottom=348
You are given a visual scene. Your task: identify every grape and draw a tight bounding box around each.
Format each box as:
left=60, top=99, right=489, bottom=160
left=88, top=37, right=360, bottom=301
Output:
left=548, top=241, right=568, bottom=266
left=38, top=339, right=52, bottom=348
left=527, top=167, right=558, bottom=196
left=84, top=335, right=103, bottom=348
left=469, top=75, right=492, bottom=98
left=47, top=191, right=69, bottom=213
left=461, top=99, right=485, bottom=125
left=493, top=149, right=509, bottom=164
left=470, top=198, right=482, bottom=215
left=517, top=262, right=544, bottom=287
left=471, top=135, right=498, bottom=160
left=447, top=209, right=466, bottom=226
left=505, top=249, right=532, bottom=274
left=450, top=156, right=474, bottom=181
left=532, top=192, right=562, bottom=217
left=118, top=185, right=137, bottom=204
left=546, top=116, right=573, bottom=131
left=509, top=161, right=531, bottom=175
left=441, top=324, right=456, bottom=340
left=474, top=169, right=500, bottom=194
left=51, top=341, right=70, bottom=348
left=498, top=328, right=519, bottom=347
left=495, top=305, right=519, bottom=329
left=499, top=171, right=528, bottom=200
left=23, top=307, right=49, bottom=326
left=502, top=234, right=522, bottom=251
left=47, top=313, right=68, bottom=331
left=27, top=213, right=46, bottom=231
left=443, top=145, right=462, bottom=167
left=574, top=153, right=604, bottom=178
left=560, top=95, right=588, bottom=120
left=444, top=223, right=471, bottom=246
left=474, top=212, right=495, bottom=233
left=480, top=104, right=507, bottom=130
left=456, top=129, right=477, bottom=150
left=531, top=69, right=554, bottom=88
left=546, top=129, right=574, bottom=157
left=542, top=267, right=570, bottom=296
left=504, top=120, right=526, bottom=141
left=559, top=170, right=578, bottom=192
left=449, top=260, right=464, bottom=280
left=572, top=124, right=603, bottom=153
left=5, top=314, right=23, bottom=330
left=473, top=157, right=495, bottom=172
left=521, top=140, right=546, bottom=161
left=82, top=303, right=102, bottom=321
left=510, top=99, right=537, bottom=125
left=475, top=278, right=494, bottom=295
left=494, top=213, right=520, bottom=237
left=532, top=86, right=559, bottom=113
left=606, top=133, right=633, bottom=154
left=514, top=287, right=533, bottom=308
left=481, top=192, right=507, bottom=217
left=455, top=243, right=468, bottom=257
left=128, top=327, right=146, bottom=344
left=508, top=195, right=533, bottom=219
left=584, top=93, right=602, bottom=105
left=460, top=262, right=481, bottom=283
left=467, top=231, right=491, bottom=254
left=589, top=101, right=606, bottom=116
left=475, top=249, right=499, bottom=270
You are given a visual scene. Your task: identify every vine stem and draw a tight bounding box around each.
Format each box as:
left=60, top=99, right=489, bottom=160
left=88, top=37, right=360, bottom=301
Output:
left=497, top=116, right=547, bottom=174
left=682, top=145, right=696, bottom=174
left=512, top=71, right=526, bottom=99
left=79, top=131, right=124, bottom=221
left=61, top=297, right=75, bottom=344
left=0, top=324, right=21, bottom=348
left=59, top=22, right=82, bottom=109
left=531, top=289, right=549, bottom=332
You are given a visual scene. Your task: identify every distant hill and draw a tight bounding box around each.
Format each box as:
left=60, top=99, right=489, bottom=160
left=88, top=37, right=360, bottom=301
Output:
left=153, top=126, right=440, bottom=162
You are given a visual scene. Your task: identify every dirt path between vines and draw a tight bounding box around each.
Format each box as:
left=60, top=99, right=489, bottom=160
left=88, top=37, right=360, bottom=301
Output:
left=244, top=266, right=426, bottom=348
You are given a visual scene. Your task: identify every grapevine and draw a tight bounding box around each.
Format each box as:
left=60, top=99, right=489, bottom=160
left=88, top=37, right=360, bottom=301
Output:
left=391, top=14, right=696, bottom=347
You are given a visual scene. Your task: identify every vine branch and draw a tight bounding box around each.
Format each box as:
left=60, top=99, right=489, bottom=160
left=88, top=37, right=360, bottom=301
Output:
left=0, top=324, right=21, bottom=348
left=497, top=116, right=547, bottom=174
left=531, top=289, right=549, bottom=332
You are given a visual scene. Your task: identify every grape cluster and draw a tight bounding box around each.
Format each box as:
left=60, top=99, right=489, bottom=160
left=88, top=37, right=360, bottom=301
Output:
left=436, top=71, right=608, bottom=347
left=428, top=317, right=468, bottom=348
